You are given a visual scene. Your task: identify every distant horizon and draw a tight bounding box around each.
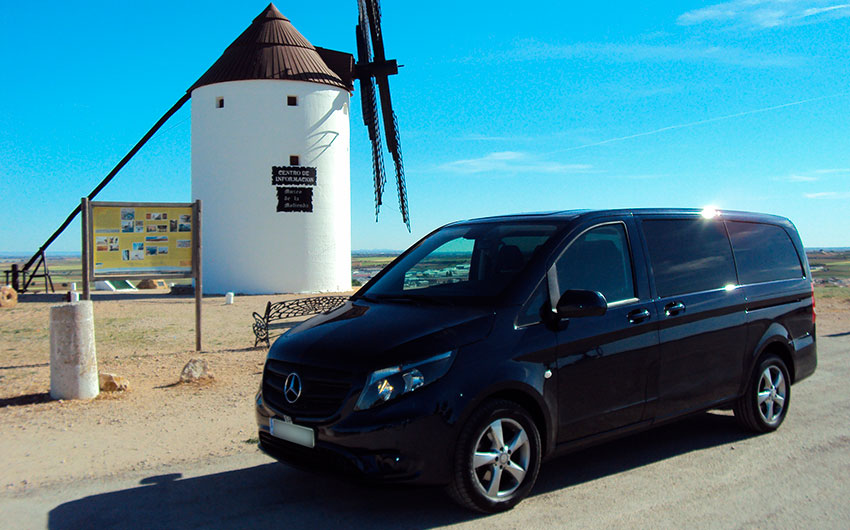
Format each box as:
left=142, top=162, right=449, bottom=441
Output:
left=2, top=246, right=849, bottom=261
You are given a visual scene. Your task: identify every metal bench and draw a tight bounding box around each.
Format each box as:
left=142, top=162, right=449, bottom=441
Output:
left=252, top=296, right=348, bottom=347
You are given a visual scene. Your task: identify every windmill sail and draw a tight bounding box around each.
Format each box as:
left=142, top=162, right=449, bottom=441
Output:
left=355, top=0, right=409, bottom=230
left=356, top=17, right=386, bottom=219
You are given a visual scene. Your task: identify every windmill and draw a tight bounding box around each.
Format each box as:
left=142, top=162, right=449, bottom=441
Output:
left=8, top=2, right=410, bottom=295
left=353, top=0, right=409, bottom=230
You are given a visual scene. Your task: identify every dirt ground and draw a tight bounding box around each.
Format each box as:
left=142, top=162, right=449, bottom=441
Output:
left=0, top=290, right=353, bottom=492
left=0, top=289, right=847, bottom=495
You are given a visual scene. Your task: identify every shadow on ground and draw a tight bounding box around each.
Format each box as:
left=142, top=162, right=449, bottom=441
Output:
left=0, top=392, right=53, bottom=407
left=48, top=412, right=751, bottom=529
left=17, top=293, right=187, bottom=304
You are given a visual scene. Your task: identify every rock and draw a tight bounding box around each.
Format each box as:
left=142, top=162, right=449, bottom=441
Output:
left=180, top=359, right=214, bottom=383
left=136, top=279, right=167, bottom=289
left=0, top=285, right=18, bottom=308
left=99, top=373, right=130, bottom=392
left=170, top=284, right=195, bottom=296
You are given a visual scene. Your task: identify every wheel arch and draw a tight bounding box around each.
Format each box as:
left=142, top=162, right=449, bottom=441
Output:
left=757, top=342, right=796, bottom=384
left=454, top=383, right=552, bottom=457
left=748, top=322, right=796, bottom=385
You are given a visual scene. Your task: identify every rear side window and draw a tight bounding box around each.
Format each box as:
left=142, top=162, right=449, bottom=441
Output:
left=642, top=219, right=737, bottom=297
left=727, top=221, right=803, bottom=284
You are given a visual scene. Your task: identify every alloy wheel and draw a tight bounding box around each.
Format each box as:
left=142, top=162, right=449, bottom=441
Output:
left=471, top=418, right=531, bottom=500
left=757, top=365, right=787, bottom=426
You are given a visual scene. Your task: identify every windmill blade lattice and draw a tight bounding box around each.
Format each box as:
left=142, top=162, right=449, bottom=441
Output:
left=354, top=0, right=409, bottom=230
left=356, top=14, right=386, bottom=218
left=391, top=110, right=409, bottom=229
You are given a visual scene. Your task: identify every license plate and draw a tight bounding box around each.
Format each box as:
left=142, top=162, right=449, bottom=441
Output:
left=269, top=417, right=315, bottom=448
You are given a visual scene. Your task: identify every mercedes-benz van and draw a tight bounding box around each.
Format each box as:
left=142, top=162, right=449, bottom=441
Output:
left=255, top=208, right=816, bottom=512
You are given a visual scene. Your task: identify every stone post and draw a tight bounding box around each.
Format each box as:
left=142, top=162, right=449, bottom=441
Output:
left=50, top=301, right=99, bottom=400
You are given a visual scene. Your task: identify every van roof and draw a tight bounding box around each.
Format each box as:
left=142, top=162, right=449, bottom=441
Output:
left=454, top=208, right=794, bottom=227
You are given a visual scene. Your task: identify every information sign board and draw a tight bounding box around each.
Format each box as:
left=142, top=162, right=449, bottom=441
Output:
left=89, top=204, right=195, bottom=276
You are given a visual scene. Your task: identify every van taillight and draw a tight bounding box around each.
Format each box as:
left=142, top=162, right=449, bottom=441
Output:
left=811, top=282, right=816, bottom=324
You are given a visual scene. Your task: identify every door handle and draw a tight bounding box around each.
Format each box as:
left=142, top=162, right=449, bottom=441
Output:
left=627, top=308, right=651, bottom=323
left=664, top=301, right=685, bottom=316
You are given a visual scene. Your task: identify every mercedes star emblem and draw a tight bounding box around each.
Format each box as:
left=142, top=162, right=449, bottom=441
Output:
left=283, top=373, right=302, bottom=404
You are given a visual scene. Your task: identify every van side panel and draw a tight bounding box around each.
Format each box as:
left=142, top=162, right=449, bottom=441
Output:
left=726, top=219, right=817, bottom=385
left=742, top=283, right=816, bottom=383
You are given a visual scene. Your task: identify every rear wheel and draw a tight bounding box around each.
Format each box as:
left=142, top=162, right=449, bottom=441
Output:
left=446, top=399, right=542, bottom=513
left=734, top=354, right=791, bottom=432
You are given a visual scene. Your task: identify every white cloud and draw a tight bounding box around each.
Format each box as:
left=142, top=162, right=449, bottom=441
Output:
left=439, top=151, right=593, bottom=175
left=784, top=174, right=819, bottom=182
left=480, top=39, right=799, bottom=68
left=802, top=3, right=850, bottom=16
left=813, top=168, right=850, bottom=174
left=804, top=191, right=850, bottom=198
left=678, top=1, right=850, bottom=29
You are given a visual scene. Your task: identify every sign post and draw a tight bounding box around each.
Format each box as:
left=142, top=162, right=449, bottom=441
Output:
left=81, top=200, right=203, bottom=351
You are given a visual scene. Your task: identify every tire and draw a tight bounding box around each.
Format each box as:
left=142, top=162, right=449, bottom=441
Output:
left=446, top=399, right=542, bottom=513
left=733, top=354, right=791, bottom=433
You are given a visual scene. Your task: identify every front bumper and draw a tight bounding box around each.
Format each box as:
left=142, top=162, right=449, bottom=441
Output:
left=255, top=387, right=456, bottom=485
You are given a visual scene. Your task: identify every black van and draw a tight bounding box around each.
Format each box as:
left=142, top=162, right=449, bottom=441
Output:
left=255, top=208, right=816, bottom=512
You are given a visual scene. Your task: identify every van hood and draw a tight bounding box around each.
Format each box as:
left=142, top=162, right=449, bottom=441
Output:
left=267, top=300, right=495, bottom=372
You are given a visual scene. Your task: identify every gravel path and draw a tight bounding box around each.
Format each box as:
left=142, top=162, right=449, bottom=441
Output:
left=1, top=292, right=848, bottom=528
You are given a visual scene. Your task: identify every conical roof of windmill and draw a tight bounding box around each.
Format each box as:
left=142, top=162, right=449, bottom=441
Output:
left=190, top=3, right=353, bottom=92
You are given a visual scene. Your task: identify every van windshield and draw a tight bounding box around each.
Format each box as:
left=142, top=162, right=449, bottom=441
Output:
left=361, top=222, right=563, bottom=303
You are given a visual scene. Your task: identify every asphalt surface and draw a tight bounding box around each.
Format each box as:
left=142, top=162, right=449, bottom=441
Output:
left=2, top=331, right=848, bottom=529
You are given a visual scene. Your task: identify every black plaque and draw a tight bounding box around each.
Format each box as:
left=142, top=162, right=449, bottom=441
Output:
left=271, top=166, right=317, bottom=186
left=276, top=187, right=313, bottom=212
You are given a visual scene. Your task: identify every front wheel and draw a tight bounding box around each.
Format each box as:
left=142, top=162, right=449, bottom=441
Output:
left=734, top=354, right=791, bottom=432
left=446, top=399, right=542, bottom=513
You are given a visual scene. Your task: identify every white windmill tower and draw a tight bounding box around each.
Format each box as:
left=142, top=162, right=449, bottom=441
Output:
left=191, top=4, right=355, bottom=294
left=191, top=2, right=407, bottom=295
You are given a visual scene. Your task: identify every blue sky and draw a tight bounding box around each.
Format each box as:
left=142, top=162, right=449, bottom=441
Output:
left=1, top=0, right=848, bottom=254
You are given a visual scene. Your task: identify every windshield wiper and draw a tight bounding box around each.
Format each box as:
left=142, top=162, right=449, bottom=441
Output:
left=354, top=293, right=380, bottom=303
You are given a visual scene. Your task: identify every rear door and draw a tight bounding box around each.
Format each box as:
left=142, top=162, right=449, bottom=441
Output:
left=553, top=217, right=660, bottom=442
left=639, top=215, right=747, bottom=419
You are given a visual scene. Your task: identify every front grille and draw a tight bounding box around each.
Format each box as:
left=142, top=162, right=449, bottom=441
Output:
left=262, top=359, right=355, bottom=419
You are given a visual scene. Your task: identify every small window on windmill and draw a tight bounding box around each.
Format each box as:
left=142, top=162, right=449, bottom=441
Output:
left=216, top=97, right=224, bottom=109
left=287, top=96, right=298, bottom=107
left=289, top=155, right=300, bottom=166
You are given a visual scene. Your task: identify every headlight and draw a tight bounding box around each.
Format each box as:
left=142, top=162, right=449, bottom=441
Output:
left=355, top=351, right=454, bottom=410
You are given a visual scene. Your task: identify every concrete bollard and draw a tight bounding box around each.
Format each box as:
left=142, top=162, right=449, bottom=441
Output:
left=50, top=301, right=99, bottom=400
left=225, top=292, right=234, bottom=305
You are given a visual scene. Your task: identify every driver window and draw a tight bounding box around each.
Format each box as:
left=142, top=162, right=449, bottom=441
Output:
left=555, top=224, right=635, bottom=303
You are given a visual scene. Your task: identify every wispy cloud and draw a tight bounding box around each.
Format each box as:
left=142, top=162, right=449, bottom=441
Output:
left=813, top=168, right=850, bottom=174
left=678, top=1, right=850, bottom=29
left=551, top=93, right=849, bottom=153
left=471, top=39, right=801, bottom=68
left=439, top=151, right=592, bottom=175
left=782, top=174, right=819, bottom=182
left=804, top=191, right=850, bottom=198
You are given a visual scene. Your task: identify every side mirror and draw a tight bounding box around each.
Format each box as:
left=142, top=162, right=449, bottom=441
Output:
left=556, top=289, right=607, bottom=318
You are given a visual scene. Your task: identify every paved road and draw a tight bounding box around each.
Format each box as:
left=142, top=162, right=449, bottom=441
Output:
left=3, top=332, right=849, bottom=529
